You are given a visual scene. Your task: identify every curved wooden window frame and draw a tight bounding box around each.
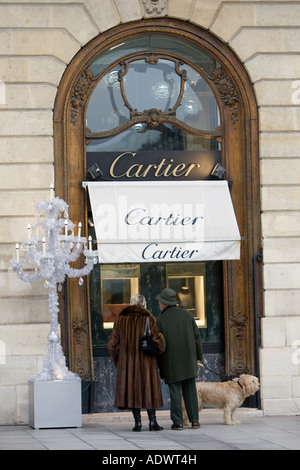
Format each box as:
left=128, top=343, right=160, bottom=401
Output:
left=54, top=19, right=261, bottom=381
left=85, top=51, right=222, bottom=139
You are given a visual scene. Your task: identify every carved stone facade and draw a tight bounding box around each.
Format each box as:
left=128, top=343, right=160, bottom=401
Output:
left=142, top=0, right=167, bottom=17
left=1, top=1, right=299, bottom=424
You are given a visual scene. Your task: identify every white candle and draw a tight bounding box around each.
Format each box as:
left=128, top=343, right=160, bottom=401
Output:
left=64, top=219, right=68, bottom=236
left=16, top=243, right=20, bottom=262
left=78, top=222, right=82, bottom=239
left=42, top=237, right=46, bottom=254
left=27, top=224, right=31, bottom=239
left=50, top=183, right=55, bottom=199
left=88, top=236, right=92, bottom=251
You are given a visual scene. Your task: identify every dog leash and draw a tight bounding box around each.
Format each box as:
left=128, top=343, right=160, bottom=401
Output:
left=198, top=361, right=231, bottom=381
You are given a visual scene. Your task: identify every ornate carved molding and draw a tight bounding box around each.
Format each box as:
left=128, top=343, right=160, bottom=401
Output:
left=229, top=311, right=247, bottom=341
left=70, top=69, right=96, bottom=125
left=142, top=0, right=167, bottom=16
left=210, top=67, right=240, bottom=126
left=72, top=317, right=89, bottom=345
left=75, top=353, right=88, bottom=378
left=233, top=356, right=249, bottom=375
left=72, top=317, right=91, bottom=379
left=228, top=310, right=249, bottom=374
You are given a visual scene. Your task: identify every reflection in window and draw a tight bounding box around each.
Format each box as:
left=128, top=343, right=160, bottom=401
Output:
left=101, top=264, right=140, bottom=329
left=89, top=34, right=220, bottom=79
left=86, top=125, right=219, bottom=155
left=167, top=263, right=206, bottom=327
left=177, top=64, right=219, bottom=132
left=124, top=59, right=181, bottom=111
left=86, top=64, right=129, bottom=133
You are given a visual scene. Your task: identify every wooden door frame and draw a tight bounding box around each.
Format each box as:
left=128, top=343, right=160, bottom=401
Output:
left=53, top=18, right=262, bottom=381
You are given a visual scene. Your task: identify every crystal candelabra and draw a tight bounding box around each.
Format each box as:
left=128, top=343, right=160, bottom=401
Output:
left=9, top=188, right=98, bottom=382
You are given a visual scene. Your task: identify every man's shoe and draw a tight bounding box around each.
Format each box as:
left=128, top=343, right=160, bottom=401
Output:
left=171, top=423, right=183, bottom=430
left=192, top=422, right=200, bottom=429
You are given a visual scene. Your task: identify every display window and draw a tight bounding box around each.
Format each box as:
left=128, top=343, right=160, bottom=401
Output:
left=101, top=264, right=140, bottom=329
left=167, top=263, right=206, bottom=328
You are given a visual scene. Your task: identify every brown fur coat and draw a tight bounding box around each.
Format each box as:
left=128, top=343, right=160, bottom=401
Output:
left=107, top=305, right=165, bottom=410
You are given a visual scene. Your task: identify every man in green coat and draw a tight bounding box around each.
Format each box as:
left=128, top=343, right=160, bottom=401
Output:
left=156, top=288, right=203, bottom=430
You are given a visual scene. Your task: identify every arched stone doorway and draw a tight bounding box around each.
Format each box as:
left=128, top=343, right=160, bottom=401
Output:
left=54, top=18, right=261, bottom=410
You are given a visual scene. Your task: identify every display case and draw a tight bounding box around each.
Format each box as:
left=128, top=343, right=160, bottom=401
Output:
left=101, top=264, right=140, bottom=329
left=166, top=263, right=206, bottom=327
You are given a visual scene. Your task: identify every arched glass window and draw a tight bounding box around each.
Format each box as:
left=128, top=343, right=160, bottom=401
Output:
left=86, top=57, right=220, bottom=136
left=86, top=34, right=220, bottom=138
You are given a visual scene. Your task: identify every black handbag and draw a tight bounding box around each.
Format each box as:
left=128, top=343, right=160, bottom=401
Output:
left=139, top=316, right=159, bottom=356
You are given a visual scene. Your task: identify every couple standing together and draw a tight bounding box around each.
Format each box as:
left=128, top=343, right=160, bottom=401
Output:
left=108, top=288, right=203, bottom=431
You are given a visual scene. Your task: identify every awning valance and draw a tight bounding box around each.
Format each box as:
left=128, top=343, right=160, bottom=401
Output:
left=83, top=180, right=241, bottom=264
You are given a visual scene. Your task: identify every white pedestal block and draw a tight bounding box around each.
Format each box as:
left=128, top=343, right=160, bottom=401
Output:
left=28, top=379, right=82, bottom=429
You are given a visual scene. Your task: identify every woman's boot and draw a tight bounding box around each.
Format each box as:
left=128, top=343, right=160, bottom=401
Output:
left=132, top=408, right=142, bottom=432
left=147, top=409, right=163, bottom=431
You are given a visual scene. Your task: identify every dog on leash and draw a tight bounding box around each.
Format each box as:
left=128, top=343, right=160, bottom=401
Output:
left=182, top=374, right=260, bottom=426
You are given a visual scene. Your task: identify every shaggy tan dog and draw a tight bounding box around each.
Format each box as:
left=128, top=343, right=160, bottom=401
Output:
left=183, top=374, right=260, bottom=426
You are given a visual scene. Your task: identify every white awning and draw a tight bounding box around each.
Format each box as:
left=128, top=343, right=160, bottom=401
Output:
left=84, top=180, right=241, bottom=263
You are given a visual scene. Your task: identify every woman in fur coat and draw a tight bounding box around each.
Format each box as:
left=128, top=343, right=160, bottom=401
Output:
left=107, top=294, right=165, bottom=432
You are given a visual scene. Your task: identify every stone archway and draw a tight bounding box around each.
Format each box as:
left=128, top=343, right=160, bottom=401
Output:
left=53, top=18, right=261, bottom=384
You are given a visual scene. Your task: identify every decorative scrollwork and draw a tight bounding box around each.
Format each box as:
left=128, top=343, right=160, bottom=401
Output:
left=234, top=358, right=249, bottom=375
left=70, top=68, right=96, bottom=125
left=85, top=52, right=222, bottom=140
left=145, top=53, right=160, bottom=64
left=229, top=311, right=247, bottom=341
left=118, top=54, right=187, bottom=119
left=210, top=67, right=240, bottom=126
left=142, top=0, right=167, bottom=16
left=229, top=310, right=249, bottom=374
left=72, top=318, right=89, bottom=345
left=131, top=107, right=176, bottom=127
left=75, top=353, right=88, bottom=378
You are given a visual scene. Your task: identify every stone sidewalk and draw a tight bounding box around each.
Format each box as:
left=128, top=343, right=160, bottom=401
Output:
left=1, top=409, right=300, bottom=451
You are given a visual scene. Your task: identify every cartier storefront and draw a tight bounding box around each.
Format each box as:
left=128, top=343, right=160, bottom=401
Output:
left=54, top=19, right=261, bottom=412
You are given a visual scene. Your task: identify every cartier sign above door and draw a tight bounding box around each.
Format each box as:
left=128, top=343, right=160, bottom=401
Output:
left=86, top=150, right=220, bottom=181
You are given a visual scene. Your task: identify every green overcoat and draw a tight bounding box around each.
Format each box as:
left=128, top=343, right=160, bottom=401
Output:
left=156, top=305, right=203, bottom=385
